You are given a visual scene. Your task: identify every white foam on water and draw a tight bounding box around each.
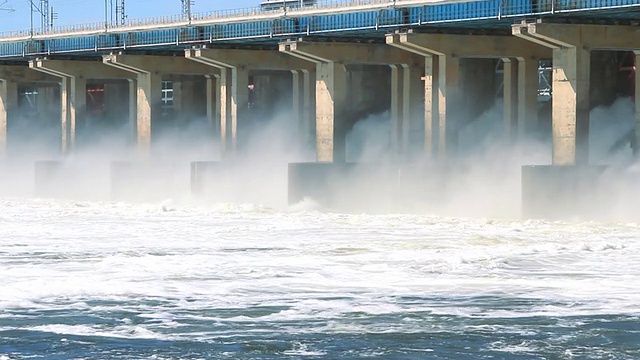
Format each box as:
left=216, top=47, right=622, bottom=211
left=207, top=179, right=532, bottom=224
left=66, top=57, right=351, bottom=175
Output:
left=2, top=198, right=640, bottom=341
left=27, top=324, right=171, bottom=340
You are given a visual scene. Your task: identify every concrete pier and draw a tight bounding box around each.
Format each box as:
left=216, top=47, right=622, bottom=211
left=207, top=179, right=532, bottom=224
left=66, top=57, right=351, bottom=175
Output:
left=0, top=65, right=58, bottom=157
left=186, top=48, right=310, bottom=156
left=0, top=78, right=17, bottom=158
left=30, top=59, right=134, bottom=153
left=514, top=22, right=640, bottom=218
left=103, top=54, right=214, bottom=155
left=0, top=0, right=637, bottom=219
left=281, top=40, right=421, bottom=162
left=387, top=31, right=550, bottom=156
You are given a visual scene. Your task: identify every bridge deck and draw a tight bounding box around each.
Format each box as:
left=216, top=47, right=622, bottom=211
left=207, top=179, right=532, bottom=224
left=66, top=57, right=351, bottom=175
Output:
left=0, top=0, right=639, bottom=59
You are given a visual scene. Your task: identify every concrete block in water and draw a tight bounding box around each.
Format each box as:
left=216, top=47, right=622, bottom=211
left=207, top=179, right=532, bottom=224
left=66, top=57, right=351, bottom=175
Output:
left=287, top=162, right=453, bottom=211
left=110, top=161, right=190, bottom=202
left=521, top=165, right=608, bottom=220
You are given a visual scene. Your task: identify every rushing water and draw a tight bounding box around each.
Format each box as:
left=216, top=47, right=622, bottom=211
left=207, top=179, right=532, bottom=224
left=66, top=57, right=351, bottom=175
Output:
left=1, top=197, right=639, bottom=359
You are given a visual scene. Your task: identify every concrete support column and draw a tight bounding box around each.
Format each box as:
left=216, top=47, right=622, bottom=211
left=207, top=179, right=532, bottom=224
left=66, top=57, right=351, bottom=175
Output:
left=302, top=69, right=315, bottom=147
left=280, top=40, right=418, bottom=162
left=60, top=79, right=70, bottom=153
left=0, top=80, right=17, bottom=157
left=136, top=72, right=163, bottom=151
left=211, top=66, right=248, bottom=157
left=30, top=59, right=135, bottom=154
left=292, top=70, right=307, bottom=143
left=391, top=64, right=424, bottom=159
left=517, top=57, right=540, bottom=139
left=502, top=58, right=518, bottom=140
left=231, top=67, right=249, bottom=153
left=438, top=55, right=461, bottom=157
left=205, top=74, right=220, bottom=134
left=37, top=87, right=52, bottom=116
left=405, top=64, right=424, bottom=157
left=292, top=70, right=303, bottom=118
left=424, top=55, right=438, bottom=158
left=634, top=51, right=640, bottom=158
left=390, top=65, right=404, bottom=156
left=103, top=54, right=215, bottom=156
left=172, top=81, right=183, bottom=113
left=316, top=62, right=347, bottom=163
left=512, top=23, right=610, bottom=165
left=127, top=79, right=137, bottom=143
left=219, top=68, right=231, bottom=156
left=46, top=76, right=86, bottom=154
left=552, top=47, right=590, bottom=165
left=388, top=31, right=551, bottom=159
left=186, top=48, right=310, bottom=159
left=69, top=76, right=86, bottom=152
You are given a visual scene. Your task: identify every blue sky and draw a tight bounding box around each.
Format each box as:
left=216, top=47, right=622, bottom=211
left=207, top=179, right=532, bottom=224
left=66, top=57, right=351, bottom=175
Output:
left=0, top=0, right=260, bottom=32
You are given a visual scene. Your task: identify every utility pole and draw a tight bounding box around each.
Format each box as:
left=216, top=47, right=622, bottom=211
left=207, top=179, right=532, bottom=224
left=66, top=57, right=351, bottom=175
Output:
left=116, top=0, right=126, bottom=25
left=26, top=0, right=52, bottom=33
left=50, top=6, right=57, bottom=29
left=40, top=0, right=49, bottom=30
left=181, top=0, right=193, bottom=22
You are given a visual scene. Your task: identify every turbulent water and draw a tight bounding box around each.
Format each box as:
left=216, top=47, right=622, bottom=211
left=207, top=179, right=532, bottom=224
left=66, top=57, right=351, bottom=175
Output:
left=1, top=197, right=639, bottom=359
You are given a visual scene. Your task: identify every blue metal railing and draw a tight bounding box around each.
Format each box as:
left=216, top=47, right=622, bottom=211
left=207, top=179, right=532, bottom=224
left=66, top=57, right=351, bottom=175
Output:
left=1, top=0, right=640, bottom=58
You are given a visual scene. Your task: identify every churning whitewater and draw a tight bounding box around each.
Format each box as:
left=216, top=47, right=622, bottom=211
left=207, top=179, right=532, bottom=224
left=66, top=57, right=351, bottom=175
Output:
left=1, top=198, right=639, bottom=359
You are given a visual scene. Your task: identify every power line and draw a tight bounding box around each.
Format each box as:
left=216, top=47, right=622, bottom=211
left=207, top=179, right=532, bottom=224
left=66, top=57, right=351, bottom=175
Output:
left=0, top=0, right=16, bottom=11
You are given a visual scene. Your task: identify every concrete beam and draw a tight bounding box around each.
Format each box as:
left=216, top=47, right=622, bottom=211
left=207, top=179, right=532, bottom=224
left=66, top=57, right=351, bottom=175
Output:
left=186, top=48, right=311, bottom=71
left=392, top=31, right=551, bottom=59
left=280, top=40, right=422, bottom=66
left=103, top=54, right=214, bottom=75
left=519, top=22, right=640, bottom=50
left=514, top=23, right=591, bottom=165
left=0, top=65, right=59, bottom=83
left=31, top=59, right=134, bottom=80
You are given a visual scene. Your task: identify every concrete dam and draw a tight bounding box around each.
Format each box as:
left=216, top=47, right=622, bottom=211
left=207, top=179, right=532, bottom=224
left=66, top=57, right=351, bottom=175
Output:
left=1, top=0, right=640, bottom=219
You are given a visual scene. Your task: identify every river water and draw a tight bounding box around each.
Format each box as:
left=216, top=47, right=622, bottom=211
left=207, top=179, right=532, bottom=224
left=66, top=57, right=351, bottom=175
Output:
left=1, top=197, right=639, bottom=359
